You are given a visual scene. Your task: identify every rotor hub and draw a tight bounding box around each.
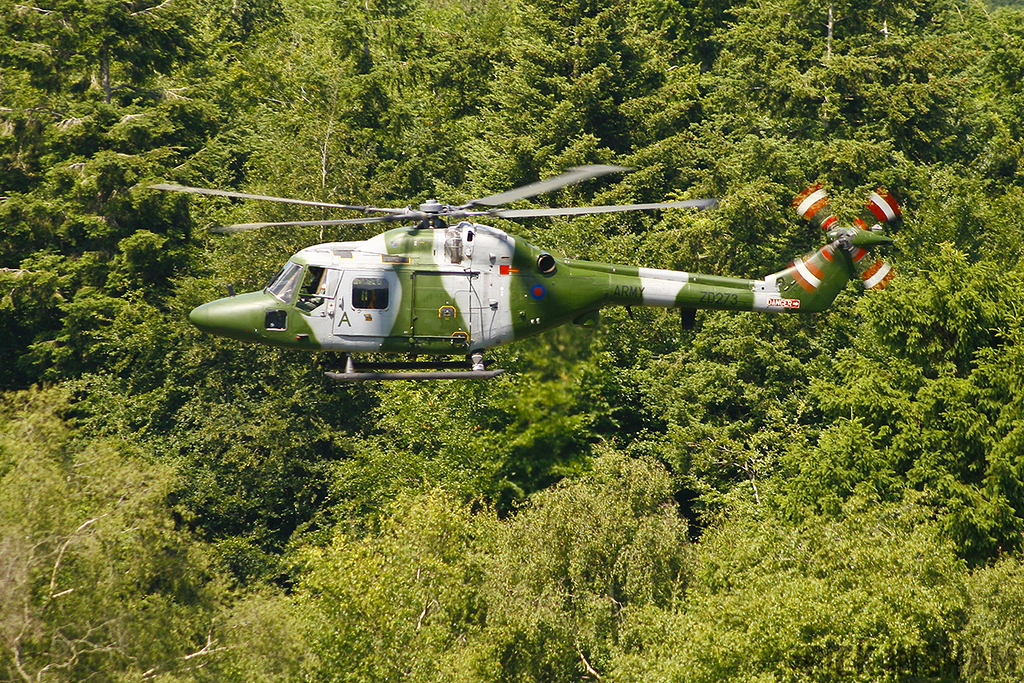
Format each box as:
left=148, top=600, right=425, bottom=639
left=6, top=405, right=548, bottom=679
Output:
left=419, top=199, right=445, bottom=214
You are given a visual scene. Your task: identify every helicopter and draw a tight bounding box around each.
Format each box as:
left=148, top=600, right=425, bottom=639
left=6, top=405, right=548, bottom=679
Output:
left=152, top=165, right=900, bottom=380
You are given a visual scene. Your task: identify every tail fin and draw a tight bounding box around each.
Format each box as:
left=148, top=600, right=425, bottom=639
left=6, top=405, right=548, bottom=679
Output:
left=761, top=242, right=853, bottom=312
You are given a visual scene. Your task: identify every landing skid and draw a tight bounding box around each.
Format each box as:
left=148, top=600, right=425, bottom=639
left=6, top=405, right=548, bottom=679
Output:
left=326, top=369, right=505, bottom=381
left=325, top=354, right=505, bottom=381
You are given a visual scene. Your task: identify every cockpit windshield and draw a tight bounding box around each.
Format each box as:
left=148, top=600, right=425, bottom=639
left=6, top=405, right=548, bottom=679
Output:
left=265, top=261, right=304, bottom=303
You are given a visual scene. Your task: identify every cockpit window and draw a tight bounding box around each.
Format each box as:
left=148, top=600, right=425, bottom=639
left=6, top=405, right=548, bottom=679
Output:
left=266, top=261, right=304, bottom=303
left=302, top=266, right=326, bottom=295
left=296, top=266, right=327, bottom=313
left=352, top=277, right=389, bottom=309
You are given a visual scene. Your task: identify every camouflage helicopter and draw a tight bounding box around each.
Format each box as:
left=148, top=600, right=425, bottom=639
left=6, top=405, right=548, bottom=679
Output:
left=153, top=165, right=899, bottom=380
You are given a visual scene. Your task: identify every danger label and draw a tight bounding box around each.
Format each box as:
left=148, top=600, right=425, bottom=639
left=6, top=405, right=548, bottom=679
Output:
left=767, top=297, right=800, bottom=309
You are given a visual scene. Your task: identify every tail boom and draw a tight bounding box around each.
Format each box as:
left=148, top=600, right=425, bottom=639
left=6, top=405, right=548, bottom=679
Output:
left=569, top=241, right=854, bottom=317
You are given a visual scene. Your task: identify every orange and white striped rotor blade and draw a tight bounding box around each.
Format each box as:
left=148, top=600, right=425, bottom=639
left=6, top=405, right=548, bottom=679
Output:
left=792, top=184, right=839, bottom=231
left=861, top=259, right=896, bottom=290
left=862, top=187, right=901, bottom=227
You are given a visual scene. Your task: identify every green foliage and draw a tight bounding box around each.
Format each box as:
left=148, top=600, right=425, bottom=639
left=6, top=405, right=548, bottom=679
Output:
left=962, top=556, right=1024, bottom=682
left=0, top=387, right=225, bottom=682
left=614, top=497, right=969, bottom=682
left=463, top=452, right=690, bottom=682
left=789, top=246, right=1024, bottom=563
left=278, top=452, right=689, bottom=683
left=0, top=0, right=191, bottom=103
left=296, top=491, right=484, bottom=682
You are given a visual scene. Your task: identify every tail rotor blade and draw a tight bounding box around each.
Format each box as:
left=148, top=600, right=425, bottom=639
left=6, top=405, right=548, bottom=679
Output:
left=861, top=258, right=896, bottom=290
left=790, top=183, right=899, bottom=290
left=792, top=184, right=838, bottom=230
left=859, top=187, right=901, bottom=228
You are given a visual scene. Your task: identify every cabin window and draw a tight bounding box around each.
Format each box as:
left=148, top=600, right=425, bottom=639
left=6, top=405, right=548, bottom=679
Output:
left=352, top=277, right=389, bottom=309
left=266, top=261, right=304, bottom=303
left=444, top=225, right=463, bottom=264
left=265, top=309, right=287, bottom=330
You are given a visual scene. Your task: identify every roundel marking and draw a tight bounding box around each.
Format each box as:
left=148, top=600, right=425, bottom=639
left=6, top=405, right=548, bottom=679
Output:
left=530, top=284, right=546, bottom=300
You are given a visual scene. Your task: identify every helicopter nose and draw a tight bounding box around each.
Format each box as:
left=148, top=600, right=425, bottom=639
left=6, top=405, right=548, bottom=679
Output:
left=188, top=293, right=266, bottom=341
left=188, top=303, right=210, bottom=329
left=188, top=300, right=224, bottom=333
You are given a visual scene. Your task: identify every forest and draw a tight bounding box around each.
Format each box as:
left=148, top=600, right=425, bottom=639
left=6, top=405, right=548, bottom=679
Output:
left=3, top=0, right=1024, bottom=679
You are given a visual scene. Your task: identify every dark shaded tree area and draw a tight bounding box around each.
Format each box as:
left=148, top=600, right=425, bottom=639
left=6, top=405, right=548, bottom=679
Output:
left=3, top=0, right=1024, bottom=680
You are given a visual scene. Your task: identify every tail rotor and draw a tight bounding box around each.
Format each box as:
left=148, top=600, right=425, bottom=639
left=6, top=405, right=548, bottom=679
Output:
left=792, top=184, right=901, bottom=290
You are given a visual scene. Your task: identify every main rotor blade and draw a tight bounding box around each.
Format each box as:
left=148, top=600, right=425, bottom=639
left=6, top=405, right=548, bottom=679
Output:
left=465, top=165, right=631, bottom=208
left=150, top=183, right=401, bottom=214
left=212, top=214, right=419, bottom=233
left=488, top=198, right=718, bottom=218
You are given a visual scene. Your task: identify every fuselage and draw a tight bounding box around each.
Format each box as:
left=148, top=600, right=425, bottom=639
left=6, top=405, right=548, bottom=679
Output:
left=188, top=222, right=858, bottom=354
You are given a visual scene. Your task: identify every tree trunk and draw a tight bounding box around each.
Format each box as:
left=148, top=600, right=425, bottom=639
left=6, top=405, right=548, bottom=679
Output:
left=101, top=43, right=111, bottom=103
left=826, top=3, right=834, bottom=62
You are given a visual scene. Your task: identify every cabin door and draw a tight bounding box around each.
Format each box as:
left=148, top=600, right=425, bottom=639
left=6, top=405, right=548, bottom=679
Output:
left=410, top=271, right=474, bottom=344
